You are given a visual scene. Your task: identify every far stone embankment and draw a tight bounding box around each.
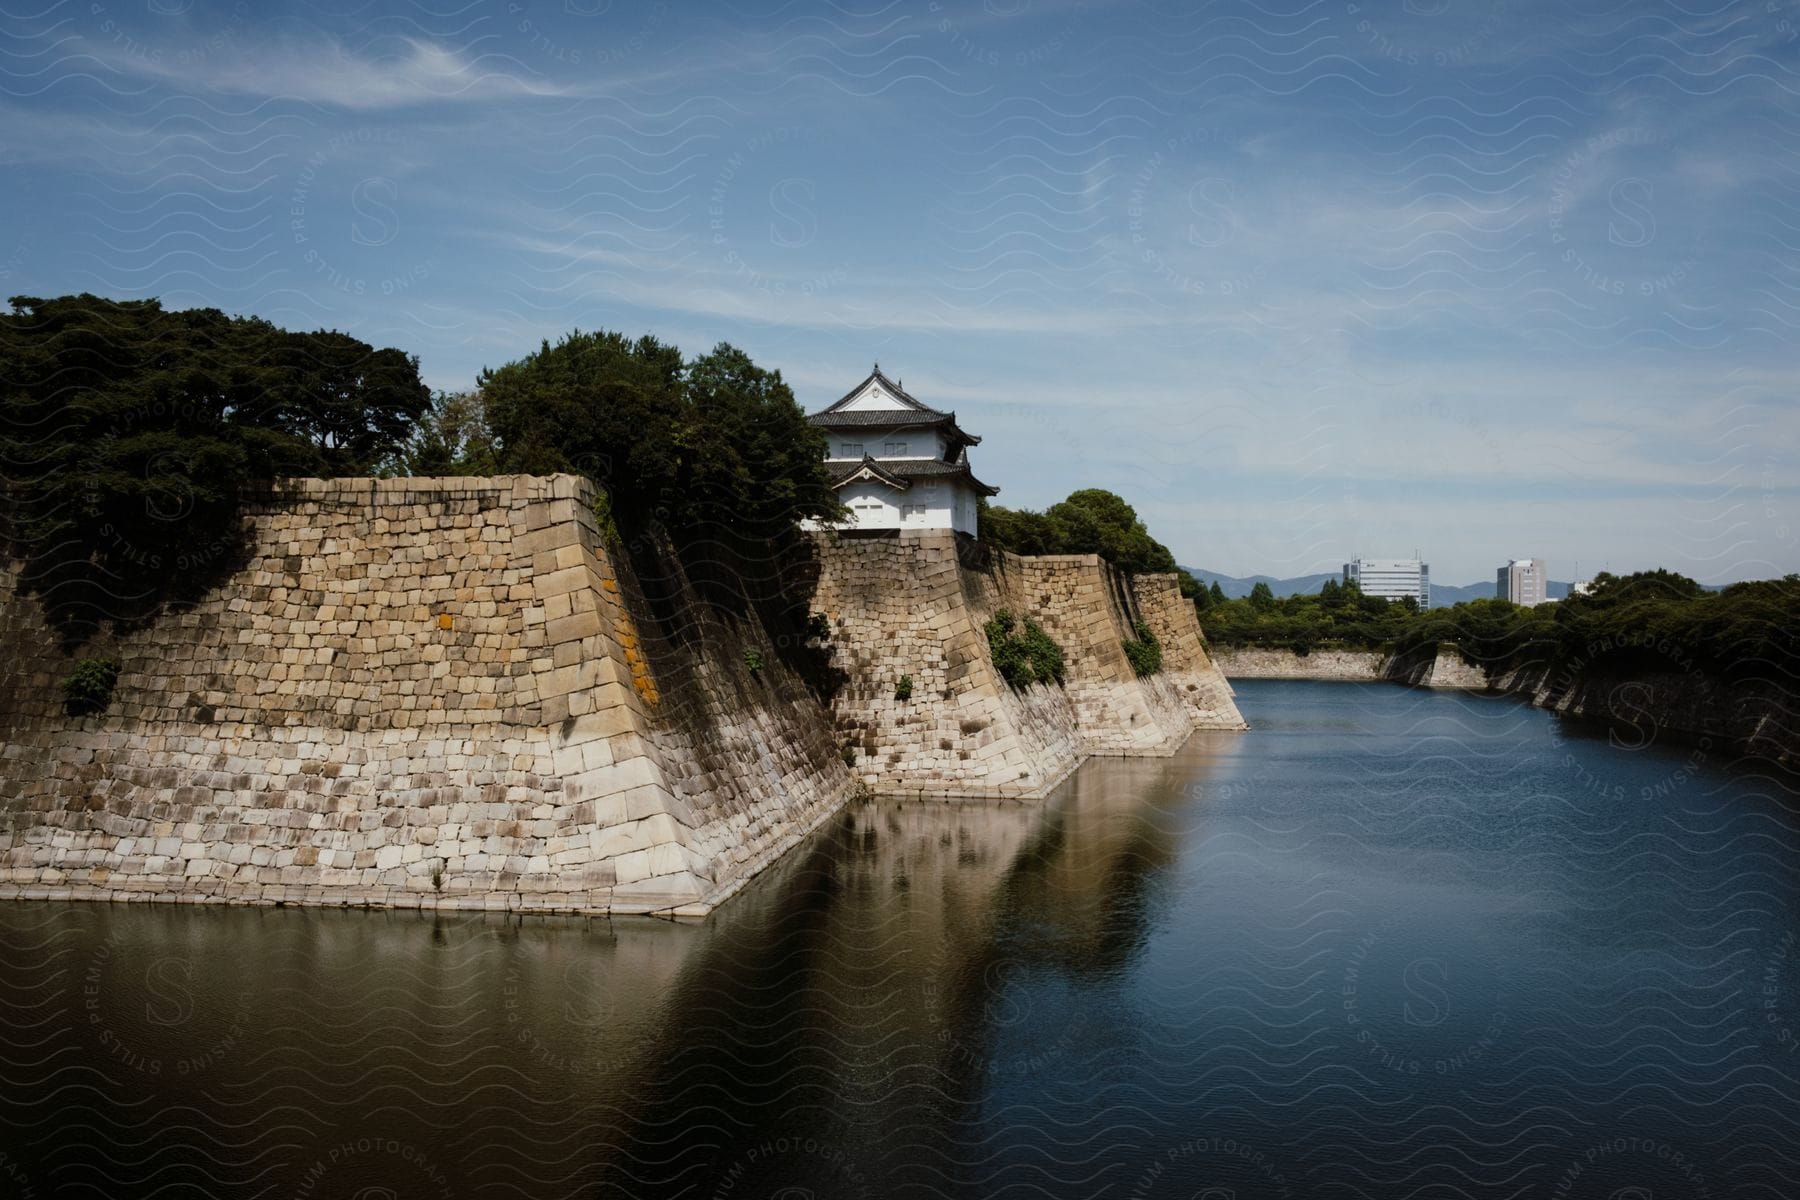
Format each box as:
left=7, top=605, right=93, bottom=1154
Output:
left=1213, top=644, right=1794, bottom=765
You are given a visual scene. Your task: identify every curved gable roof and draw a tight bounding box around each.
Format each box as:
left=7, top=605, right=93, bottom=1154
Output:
left=826, top=453, right=1000, bottom=497
left=808, top=364, right=982, bottom=445
left=817, top=364, right=941, bottom=416
left=828, top=455, right=912, bottom=492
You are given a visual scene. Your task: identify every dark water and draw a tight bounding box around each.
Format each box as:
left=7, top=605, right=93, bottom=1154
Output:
left=3, top=680, right=1799, bottom=1199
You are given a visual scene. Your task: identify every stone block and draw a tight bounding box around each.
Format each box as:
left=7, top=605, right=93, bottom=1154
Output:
left=612, top=849, right=651, bottom=885
left=592, top=822, right=650, bottom=860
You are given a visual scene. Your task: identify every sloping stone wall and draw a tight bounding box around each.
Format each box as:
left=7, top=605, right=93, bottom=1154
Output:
left=806, top=532, right=1083, bottom=799
left=1128, top=574, right=1249, bottom=729
left=1012, top=556, right=1194, bottom=754
left=0, top=475, right=856, bottom=917
left=1514, top=665, right=1794, bottom=764
left=1382, top=642, right=1497, bottom=690
left=1419, top=647, right=1493, bottom=689
left=809, top=532, right=1245, bottom=798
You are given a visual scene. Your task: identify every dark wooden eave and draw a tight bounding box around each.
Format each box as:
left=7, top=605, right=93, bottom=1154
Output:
left=827, top=455, right=912, bottom=492
left=825, top=454, right=1000, bottom=498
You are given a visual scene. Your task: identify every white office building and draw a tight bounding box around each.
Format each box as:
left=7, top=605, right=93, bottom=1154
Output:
left=1497, top=558, right=1549, bottom=606
left=1343, top=558, right=1430, bottom=607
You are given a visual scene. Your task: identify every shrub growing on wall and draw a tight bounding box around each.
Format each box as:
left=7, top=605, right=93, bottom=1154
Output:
left=61, top=658, right=120, bottom=717
left=1122, top=620, right=1163, bottom=677
left=985, top=610, right=1066, bottom=690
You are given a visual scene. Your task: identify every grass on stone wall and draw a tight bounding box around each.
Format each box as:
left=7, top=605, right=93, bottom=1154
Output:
left=1122, top=620, right=1163, bottom=677
left=985, top=610, right=1066, bottom=690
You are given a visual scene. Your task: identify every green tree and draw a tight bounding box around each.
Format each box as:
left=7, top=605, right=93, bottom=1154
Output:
left=979, top=502, right=1064, bottom=556
left=248, top=328, right=431, bottom=475
left=1208, top=581, right=1227, bottom=605
left=680, top=342, right=841, bottom=539
left=982, top=489, right=1187, bottom=583
left=1581, top=568, right=1706, bottom=604
left=1045, top=488, right=1177, bottom=575
left=1248, top=581, right=1276, bottom=610
left=401, top=390, right=497, bottom=476
left=479, top=333, right=842, bottom=546
left=480, top=330, right=686, bottom=527
left=0, top=294, right=428, bottom=642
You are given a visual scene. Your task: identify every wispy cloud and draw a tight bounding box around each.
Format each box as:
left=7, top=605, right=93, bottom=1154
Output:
left=93, top=36, right=568, bottom=109
left=3, top=0, right=1795, bottom=583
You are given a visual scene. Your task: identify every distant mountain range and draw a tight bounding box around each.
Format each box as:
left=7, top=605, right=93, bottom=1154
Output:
left=1184, top=569, right=1336, bottom=600
left=1182, top=567, right=1573, bottom=609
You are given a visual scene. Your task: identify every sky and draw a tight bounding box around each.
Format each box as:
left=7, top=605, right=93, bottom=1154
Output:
left=1, top=0, right=1796, bottom=585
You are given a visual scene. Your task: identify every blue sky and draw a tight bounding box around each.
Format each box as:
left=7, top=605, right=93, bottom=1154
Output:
left=2, top=0, right=1796, bottom=584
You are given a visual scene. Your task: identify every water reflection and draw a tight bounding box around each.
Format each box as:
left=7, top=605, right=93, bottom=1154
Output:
left=2, top=686, right=1797, bottom=1199
left=0, top=750, right=1198, bottom=1199
left=595, top=751, right=1196, bottom=1195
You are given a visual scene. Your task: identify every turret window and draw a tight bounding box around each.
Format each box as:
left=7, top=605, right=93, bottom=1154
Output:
left=883, top=440, right=909, bottom=456
left=841, top=442, right=863, bottom=457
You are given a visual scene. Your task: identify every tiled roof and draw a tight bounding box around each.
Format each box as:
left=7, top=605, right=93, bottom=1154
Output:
left=826, top=453, right=999, bottom=497
left=808, top=364, right=982, bottom=446
left=807, top=409, right=955, bottom=429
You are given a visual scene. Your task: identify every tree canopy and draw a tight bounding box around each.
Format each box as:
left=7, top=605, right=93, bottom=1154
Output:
left=1394, top=569, right=1797, bottom=682
left=1201, top=566, right=1798, bottom=685
left=478, top=332, right=843, bottom=545
left=398, top=390, right=498, bottom=477
left=981, top=488, right=1200, bottom=595
left=1202, top=578, right=1423, bottom=651
left=0, top=293, right=429, bottom=642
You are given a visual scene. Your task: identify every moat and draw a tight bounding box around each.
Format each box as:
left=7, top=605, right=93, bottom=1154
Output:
left=2, top=680, right=1796, bottom=1198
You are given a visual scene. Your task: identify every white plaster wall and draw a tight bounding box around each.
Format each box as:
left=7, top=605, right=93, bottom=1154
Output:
left=839, top=382, right=910, bottom=411
left=824, top=480, right=971, bottom=532
left=824, top=428, right=946, bottom=461
left=952, top=483, right=978, bottom=536
left=838, top=479, right=903, bottom=528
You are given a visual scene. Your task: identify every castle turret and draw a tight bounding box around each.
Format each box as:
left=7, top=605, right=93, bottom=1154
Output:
left=806, top=365, right=997, bottom=536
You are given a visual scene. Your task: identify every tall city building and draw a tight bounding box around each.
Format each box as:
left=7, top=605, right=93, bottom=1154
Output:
left=1496, top=558, right=1549, bottom=606
left=1343, top=558, right=1430, bottom=607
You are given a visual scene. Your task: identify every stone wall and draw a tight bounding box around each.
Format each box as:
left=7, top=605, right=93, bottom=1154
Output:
left=0, top=475, right=856, bottom=917
left=807, top=532, right=1083, bottom=798
left=809, top=532, right=1245, bottom=798
left=0, top=484, right=1250, bottom=917
left=1497, top=660, right=1795, bottom=766
left=1129, top=574, right=1250, bottom=728
left=1209, top=647, right=1387, bottom=680
left=1418, top=647, right=1493, bottom=690
left=1012, top=556, right=1194, bottom=754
